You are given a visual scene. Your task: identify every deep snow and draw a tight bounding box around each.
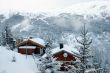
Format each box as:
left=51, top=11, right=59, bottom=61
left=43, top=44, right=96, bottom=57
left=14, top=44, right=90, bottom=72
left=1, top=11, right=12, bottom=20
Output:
left=0, top=46, right=40, bottom=73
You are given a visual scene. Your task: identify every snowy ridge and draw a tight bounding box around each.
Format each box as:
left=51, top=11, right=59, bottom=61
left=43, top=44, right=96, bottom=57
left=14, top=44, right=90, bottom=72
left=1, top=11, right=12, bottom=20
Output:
left=1, top=1, right=110, bottom=18
left=52, top=1, right=110, bottom=16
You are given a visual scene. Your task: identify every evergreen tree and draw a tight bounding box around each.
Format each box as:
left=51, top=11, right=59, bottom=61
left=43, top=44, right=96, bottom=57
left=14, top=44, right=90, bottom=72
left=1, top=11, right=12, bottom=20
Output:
left=5, top=26, right=12, bottom=44
left=1, top=25, right=15, bottom=50
left=76, top=24, right=96, bottom=73
left=39, top=39, right=60, bottom=73
left=1, top=32, right=6, bottom=46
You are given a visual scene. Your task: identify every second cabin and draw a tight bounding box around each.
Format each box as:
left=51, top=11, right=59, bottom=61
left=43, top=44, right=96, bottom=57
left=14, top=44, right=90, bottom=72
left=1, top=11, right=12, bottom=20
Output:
left=16, top=37, right=45, bottom=55
left=53, top=50, right=76, bottom=62
left=52, top=44, right=79, bottom=62
left=43, top=44, right=79, bottom=71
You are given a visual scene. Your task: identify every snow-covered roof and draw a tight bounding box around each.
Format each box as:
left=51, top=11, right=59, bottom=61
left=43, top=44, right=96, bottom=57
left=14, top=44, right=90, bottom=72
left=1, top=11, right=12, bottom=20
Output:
left=51, top=45, right=79, bottom=55
left=24, top=38, right=45, bottom=46
left=42, top=45, right=79, bottom=58
left=19, top=46, right=36, bottom=49
left=30, top=38, right=45, bottom=46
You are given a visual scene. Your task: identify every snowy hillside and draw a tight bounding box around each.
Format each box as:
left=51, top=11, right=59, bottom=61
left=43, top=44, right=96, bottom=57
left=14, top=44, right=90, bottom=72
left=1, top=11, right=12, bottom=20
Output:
left=0, top=46, right=40, bottom=73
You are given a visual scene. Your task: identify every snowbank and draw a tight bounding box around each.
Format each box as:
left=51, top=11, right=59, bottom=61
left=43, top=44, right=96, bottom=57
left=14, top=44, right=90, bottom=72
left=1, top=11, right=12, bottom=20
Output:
left=0, top=46, right=39, bottom=73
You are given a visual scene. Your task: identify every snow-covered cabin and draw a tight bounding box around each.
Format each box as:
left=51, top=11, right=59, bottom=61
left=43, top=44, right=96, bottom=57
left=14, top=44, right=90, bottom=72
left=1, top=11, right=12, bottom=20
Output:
left=52, top=45, right=79, bottom=62
left=43, top=44, right=79, bottom=62
left=17, top=38, right=45, bottom=55
left=43, top=44, right=80, bottom=71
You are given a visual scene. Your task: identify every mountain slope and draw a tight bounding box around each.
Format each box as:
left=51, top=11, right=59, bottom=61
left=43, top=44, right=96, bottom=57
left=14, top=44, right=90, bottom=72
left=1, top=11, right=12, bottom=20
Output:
left=61, top=1, right=110, bottom=15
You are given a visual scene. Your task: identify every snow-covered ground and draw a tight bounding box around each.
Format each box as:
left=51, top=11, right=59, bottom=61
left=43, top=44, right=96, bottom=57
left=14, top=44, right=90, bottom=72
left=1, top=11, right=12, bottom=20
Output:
left=0, top=46, right=40, bottom=73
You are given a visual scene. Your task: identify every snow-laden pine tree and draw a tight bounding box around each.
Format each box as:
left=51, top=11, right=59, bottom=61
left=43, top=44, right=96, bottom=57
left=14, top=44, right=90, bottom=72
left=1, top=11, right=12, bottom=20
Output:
left=76, top=24, right=98, bottom=73
left=39, top=39, right=60, bottom=73
left=1, top=32, right=6, bottom=46
left=3, top=25, right=15, bottom=50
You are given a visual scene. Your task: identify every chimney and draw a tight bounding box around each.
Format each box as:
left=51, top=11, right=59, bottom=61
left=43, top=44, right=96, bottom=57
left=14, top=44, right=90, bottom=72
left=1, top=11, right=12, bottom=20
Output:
left=29, top=37, right=33, bottom=39
left=59, top=43, right=63, bottom=49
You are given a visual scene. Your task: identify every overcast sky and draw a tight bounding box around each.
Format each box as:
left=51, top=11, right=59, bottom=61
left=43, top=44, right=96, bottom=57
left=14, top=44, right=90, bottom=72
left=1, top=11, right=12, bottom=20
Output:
left=0, top=0, right=109, bottom=12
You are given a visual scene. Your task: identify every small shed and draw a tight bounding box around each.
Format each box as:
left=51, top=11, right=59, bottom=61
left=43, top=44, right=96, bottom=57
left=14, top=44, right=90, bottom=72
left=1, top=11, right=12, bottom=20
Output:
left=17, top=38, right=45, bottom=55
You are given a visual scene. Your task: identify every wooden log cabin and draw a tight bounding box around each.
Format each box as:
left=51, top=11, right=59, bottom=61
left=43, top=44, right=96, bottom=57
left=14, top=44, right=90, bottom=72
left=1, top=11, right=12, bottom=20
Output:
left=16, top=38, right=45, bottom=55
left=51, top=44, right=79, bottom=62
left=53, top=50, right=76, bottom=62
left=48, top=44, right=79, bottom=71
